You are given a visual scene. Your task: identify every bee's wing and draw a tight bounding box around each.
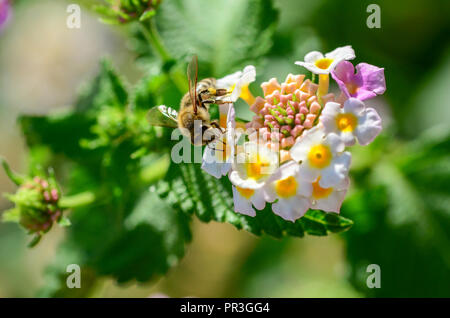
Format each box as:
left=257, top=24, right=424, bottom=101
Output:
left=187, top=55, right=199, bottom=114
left=146, top=105, right=178, bottom=128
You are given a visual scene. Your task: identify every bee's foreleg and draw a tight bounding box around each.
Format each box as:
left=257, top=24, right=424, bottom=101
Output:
left=213, top=88, right=229, bottom=96
left=214, top=99, right=233, bottom=105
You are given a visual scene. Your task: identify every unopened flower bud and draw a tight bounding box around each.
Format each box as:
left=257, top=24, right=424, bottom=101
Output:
left=1, top=159, right=69, bottom=247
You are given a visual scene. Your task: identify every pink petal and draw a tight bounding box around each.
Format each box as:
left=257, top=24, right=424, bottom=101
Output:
left=355, top=63, right=386, bottom=96
left=332, top=61, right=355, bottom=83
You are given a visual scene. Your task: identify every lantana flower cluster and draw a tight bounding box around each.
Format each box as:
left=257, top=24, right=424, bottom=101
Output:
left=201, top=46, right=386, bottom=222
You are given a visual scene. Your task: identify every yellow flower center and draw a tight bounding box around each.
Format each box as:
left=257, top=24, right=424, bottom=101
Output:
left=312, top=177, right=333, bottom=199
left=308, top=144, right=332, bottom=169
left=214, top=137, right=231, bottom=162
left=230, top=83, right=255, bottom=105
left=237, top=187, right=254, bottom=199
left=314, top=58, right=333, bottom=70
left=246, top=155, right=271, bottom=180
left=275, top=176, right=298, bottom=198
left=345, top=82, right=359, bottom=95
left=239, top=84, right=255, bottom=105
left=336, top=113, right=358, bottom=132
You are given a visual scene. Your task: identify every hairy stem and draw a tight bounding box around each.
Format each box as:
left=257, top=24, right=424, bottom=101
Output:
left=140, top=20, right=187, bottom=94
left=140, top=19, right=172, bottom=63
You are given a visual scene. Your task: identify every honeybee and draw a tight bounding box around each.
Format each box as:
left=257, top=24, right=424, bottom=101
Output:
left=147, top=55, right=231, bottom=146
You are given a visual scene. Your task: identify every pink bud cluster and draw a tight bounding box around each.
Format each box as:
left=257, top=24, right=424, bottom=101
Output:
left=21, top=177, right=61, bottom=232
left=246, top=74, right=335, bottom=155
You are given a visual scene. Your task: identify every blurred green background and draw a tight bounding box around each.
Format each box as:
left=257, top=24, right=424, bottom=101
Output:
left=0, top=0, right=449, bottom=297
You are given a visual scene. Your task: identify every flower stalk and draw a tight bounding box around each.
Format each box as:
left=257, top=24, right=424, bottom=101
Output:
left=140, top=19, right=172, bottom=64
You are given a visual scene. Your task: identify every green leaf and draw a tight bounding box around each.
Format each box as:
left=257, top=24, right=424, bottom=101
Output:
left=93, top=190, right=191, bottom=283
left=39, top=165, right=191, bottom=294
left=343, top=128, right=450, bottom=297
left=21, top=52, right=188, bottom=294
left=302, top=210, right=354, bottom=235
left=76, top=59, right=129, bottom=113
left=2, top=208, right=20, bottom=223
left=19, top=110, right=101, bottom=166
left=57, top=216, right=71, bottom=227
left=27, top=235, right=42, bottom=248
left=19, top=60, right=130, bottom=168
left=132, top=70, right=183, bottom=112
left=156, top=160, right=353, bottom=239
left=139, top=9, right=156, bottom=22
left=154, top=0, right=278, bottom=77
left=95, top=59, right=129, bottom=109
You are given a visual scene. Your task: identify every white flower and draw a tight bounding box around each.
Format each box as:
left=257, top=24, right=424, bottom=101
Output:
left=229, top=141, right=279, bottom=190
left=295, top=46, right=355, bottom=75
left=311, top=176, right=349, bottom=213
left=321, top=98, right=382, bottom=146
left=217, top=65, right=256, bottom=102
left=201, top=104, right=238, bottom=178
left=290, top=126, right=351, bottom=188
left=263, top=161, right=312, bottom=222
left=232, top=186, right=266, bottom=217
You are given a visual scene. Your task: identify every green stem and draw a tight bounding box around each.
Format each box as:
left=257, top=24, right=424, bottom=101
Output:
left=140, top=19, right=172, bottom=63
left=59, top=191, right=96, bottom=209
left=139, top=19, right=186, bottom=94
